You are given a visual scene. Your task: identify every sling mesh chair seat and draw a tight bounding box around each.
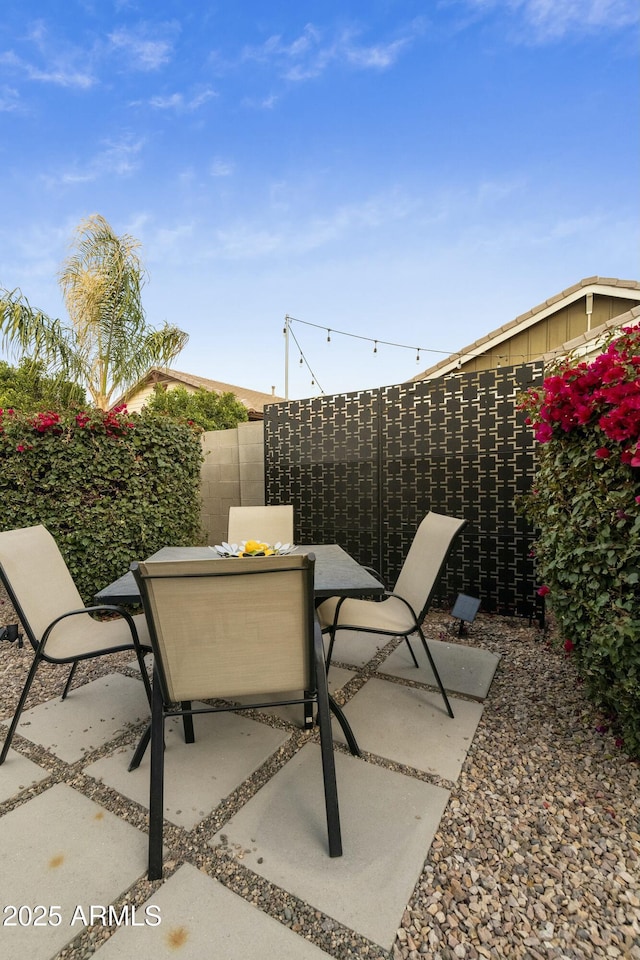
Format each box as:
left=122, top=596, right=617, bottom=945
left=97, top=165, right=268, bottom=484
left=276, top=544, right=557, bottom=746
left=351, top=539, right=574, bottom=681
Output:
left=132, top=551, right=343, bottom=881
left=227, top=504, right=294, bottom=546
left=0, top=524, right=152, bottom=765
left=317, top=512, right=467, bottom=719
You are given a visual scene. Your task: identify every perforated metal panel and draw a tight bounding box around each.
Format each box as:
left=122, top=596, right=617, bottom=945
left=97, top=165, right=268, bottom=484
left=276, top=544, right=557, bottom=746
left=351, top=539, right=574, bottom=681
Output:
left=265, top=362, right=542, bottom=614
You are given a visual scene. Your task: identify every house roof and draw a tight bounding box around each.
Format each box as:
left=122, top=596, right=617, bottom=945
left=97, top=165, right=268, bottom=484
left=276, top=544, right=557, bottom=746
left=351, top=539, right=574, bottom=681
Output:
left=540, top=303, right=640, bottom=363
left=119, top=368, right=284, bottom=417
left=409, top=277, right=640, bottom=382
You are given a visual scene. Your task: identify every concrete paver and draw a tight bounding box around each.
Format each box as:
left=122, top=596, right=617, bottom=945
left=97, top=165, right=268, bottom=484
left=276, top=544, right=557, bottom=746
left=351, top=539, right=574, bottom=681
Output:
left=0, top=783, right=147, bottom=960
left=209, top=743, right=450, bottom=950
left=92, top=863, right=334, bottom=959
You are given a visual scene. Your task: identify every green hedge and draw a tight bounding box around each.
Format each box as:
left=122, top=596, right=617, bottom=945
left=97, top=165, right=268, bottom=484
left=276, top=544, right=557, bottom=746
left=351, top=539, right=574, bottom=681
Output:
left=0, top=406, right=205, bottom=602
left=519, top=324, right=640, bottom=757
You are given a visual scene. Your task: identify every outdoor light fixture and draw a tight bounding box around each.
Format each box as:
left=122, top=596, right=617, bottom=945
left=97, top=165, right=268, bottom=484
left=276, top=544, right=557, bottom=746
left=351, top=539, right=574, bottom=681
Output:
left=0, top=624, right=22, bottom=647
left=451, top=594, right=481, bottom=636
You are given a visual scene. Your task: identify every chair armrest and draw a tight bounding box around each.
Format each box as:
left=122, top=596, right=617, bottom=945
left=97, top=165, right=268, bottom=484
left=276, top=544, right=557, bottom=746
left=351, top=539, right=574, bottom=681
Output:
left=39, top=604, right=150, bottom=653
left=361, top=565, right=388, bottom=588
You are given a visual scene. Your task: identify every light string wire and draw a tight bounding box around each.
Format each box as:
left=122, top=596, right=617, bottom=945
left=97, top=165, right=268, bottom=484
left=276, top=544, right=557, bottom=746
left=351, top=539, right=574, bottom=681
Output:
left=287, top=323, right=325, bottom=394
left=286, top=314, right=453, bottom=360
left=286, top=314, right=545, bottom=375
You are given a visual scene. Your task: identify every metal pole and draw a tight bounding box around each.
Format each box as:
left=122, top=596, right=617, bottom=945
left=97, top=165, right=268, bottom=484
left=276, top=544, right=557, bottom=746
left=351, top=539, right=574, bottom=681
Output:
left=284, top=314, right=290, bottom=400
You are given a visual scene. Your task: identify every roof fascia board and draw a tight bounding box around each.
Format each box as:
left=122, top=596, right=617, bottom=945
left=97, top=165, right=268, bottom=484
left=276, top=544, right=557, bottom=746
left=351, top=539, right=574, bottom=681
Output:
left=420, top=282, right=640, bottom=381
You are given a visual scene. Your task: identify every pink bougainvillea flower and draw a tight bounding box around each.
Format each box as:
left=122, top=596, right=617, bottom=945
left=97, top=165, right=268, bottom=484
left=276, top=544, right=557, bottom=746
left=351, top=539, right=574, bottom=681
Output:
left=564, top=638, right=574, bottom=653
left=16, top=444, right=25, bottom=452
left=595, top=447, right=611, bottom=459
left=535, top=423, right=553, bottom=443
left=537, top=585, right=550, bottom=597
left=636, top=495, right=640, bottom=504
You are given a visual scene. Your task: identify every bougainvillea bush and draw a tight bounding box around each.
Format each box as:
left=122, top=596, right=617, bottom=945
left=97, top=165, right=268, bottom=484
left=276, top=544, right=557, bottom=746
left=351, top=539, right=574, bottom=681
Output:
left=0, top=406, right=204, bottom=602
left=519, top=323, right=640, bottom=757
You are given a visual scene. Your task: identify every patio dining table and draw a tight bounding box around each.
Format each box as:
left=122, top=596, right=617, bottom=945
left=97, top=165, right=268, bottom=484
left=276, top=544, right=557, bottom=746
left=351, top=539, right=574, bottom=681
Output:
left=94, top=543, right=384, bottom=765
left=94, top=543, right=385, bottom=606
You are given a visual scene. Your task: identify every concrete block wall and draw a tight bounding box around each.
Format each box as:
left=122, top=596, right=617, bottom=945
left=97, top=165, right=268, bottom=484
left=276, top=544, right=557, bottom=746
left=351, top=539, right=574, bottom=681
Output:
left=200, top=420, right=265, bottom=545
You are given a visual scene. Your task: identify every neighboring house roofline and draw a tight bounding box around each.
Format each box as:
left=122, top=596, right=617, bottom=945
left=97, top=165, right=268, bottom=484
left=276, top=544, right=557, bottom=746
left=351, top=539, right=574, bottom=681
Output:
left=115, top=367, right=285, bottom=418
left=409, top=277, right=640, bottom=382
left=540, top=303, right=640, bottom=364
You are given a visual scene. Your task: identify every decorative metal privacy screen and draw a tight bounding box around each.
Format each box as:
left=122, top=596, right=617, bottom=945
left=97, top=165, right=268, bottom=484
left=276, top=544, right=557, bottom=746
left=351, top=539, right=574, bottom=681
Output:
left=264, top=362, right=543, bottom=615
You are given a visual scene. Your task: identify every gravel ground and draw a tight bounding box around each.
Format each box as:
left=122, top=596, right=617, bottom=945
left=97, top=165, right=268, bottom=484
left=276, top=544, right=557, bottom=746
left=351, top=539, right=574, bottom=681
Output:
left=0, top=592, right=638, bottom=960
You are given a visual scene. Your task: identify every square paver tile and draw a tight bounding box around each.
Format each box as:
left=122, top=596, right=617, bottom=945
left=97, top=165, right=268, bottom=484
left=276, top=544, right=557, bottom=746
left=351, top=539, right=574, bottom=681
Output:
left=209, top=743, right=450, bottom=949
left=84, top=707, right=290, bottom=829
left=13, top=674, right=150, bottom=763
left=0, top=783, right=147, bottom=960
left=333, top=677, right=484, bottom=781
left=0, top=749, right=50, bottom=802
left=92, top=862, right=333, bottom=959
left=379, top=637, right=501, bottom=699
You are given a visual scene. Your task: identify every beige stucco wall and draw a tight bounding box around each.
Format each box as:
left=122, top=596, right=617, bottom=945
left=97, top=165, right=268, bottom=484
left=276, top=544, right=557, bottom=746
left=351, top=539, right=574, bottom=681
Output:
left=199, top=420, right=265, bottom=545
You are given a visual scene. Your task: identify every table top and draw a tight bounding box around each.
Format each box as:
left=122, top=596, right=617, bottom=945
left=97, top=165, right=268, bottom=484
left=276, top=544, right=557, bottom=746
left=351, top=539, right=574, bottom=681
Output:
left=94, top=543, right=384, bottom=606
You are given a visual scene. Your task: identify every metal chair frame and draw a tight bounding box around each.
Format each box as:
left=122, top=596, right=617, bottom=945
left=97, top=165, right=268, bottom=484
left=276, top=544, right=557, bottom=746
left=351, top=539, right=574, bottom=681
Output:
left=321, top=513, right=468, bottom=719
left=0, top=530, right=151, bottom=766
left=132, top=553, right=346, bottom=880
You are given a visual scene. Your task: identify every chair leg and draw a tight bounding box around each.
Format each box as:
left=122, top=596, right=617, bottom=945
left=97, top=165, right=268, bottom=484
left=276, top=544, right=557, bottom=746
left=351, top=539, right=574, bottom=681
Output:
left=128, top=724, right=151, bottom=772
left=313, top=629, right=342, bottom=857
left=328, top=696, right=361, bottom=757
left=181, top=703, right=195, bottom=743
left=404, top=636, right=420, bottom=668
left=133, top=644, right=153, bottom=709
left=61, top=661, right=78, bottom=700
left=0, top=652, right=42, bottom=764
left=148, top=667, right=165, bottom=881
left=417, top=627, right=454, bottom=718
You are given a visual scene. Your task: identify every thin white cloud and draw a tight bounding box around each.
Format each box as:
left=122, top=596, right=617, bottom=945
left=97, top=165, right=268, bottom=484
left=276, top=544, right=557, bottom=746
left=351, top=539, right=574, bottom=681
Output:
left=0, top=85, right=21, bottom=111
left=210, top=158, right=234, bottom=177
left=206, top=189, right=420, bottom=261
left=45, top=135, right=145, bottom=186
left=241, top=18, right=425, bottom=82
left=0, top=48, right=95, bottom=89
left=145, top=87, right=218, bottom=111
left=241, top=93, right=279, bottom=110
left=108, top=25, right=176, bottom=71
left=458, top=0, right=638, bottom=40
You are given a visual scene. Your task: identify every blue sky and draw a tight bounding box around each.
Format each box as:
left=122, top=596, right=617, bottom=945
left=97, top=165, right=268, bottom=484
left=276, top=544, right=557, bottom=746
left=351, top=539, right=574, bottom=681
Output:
left=1, top=1, right=638, bottom=400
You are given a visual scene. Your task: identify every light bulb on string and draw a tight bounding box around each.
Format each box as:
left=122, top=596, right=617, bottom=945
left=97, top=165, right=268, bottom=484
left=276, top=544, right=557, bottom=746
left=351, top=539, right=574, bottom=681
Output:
left=416, top=349, right=420, bottom=364
left=299, top=355, right=303, bottom=366
left=373, top=340, right=377, bottom=354
left=326, top=329, right=331, bottom=342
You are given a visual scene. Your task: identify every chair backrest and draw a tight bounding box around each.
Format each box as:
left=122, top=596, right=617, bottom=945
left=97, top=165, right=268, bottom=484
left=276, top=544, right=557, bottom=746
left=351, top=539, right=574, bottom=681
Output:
left=394, top=512, right=467, bottom=620
left=227, top=505, right=294, bottom=546
left=133, top=553, right=314, bottom=703
left=0, top=525, right=84, bottom=647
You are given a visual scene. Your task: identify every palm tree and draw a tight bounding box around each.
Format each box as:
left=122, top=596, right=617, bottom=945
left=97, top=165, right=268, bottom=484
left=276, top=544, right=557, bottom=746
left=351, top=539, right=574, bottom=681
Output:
left=0, top=214, right=188, bottom=409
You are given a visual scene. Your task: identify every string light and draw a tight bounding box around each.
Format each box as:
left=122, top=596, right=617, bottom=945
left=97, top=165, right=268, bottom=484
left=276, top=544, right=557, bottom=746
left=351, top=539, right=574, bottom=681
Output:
left=287, top=323, right=325, bottom=394
left=286, top=315, right=452, bottom=359
left=284, top=315, right=544, bottom=398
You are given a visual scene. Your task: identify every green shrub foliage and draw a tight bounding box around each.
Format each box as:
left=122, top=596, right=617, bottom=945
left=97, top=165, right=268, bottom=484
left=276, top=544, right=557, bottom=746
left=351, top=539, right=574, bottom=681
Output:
left=0, top=405, right=205, bottom=602
left=145, top=384, right=248, bottom=431
left=519, top=324, right=640, bottom=757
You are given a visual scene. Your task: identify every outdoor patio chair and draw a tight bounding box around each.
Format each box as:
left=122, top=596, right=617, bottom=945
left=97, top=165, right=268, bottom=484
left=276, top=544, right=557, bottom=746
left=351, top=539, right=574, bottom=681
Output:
left=0, top=524, right=152, bottom=765
left=131, top=551, right=343, bottom=880
left=317, top=511, right=467, bottom=719
left=227, top=504, right=294, bottom=546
